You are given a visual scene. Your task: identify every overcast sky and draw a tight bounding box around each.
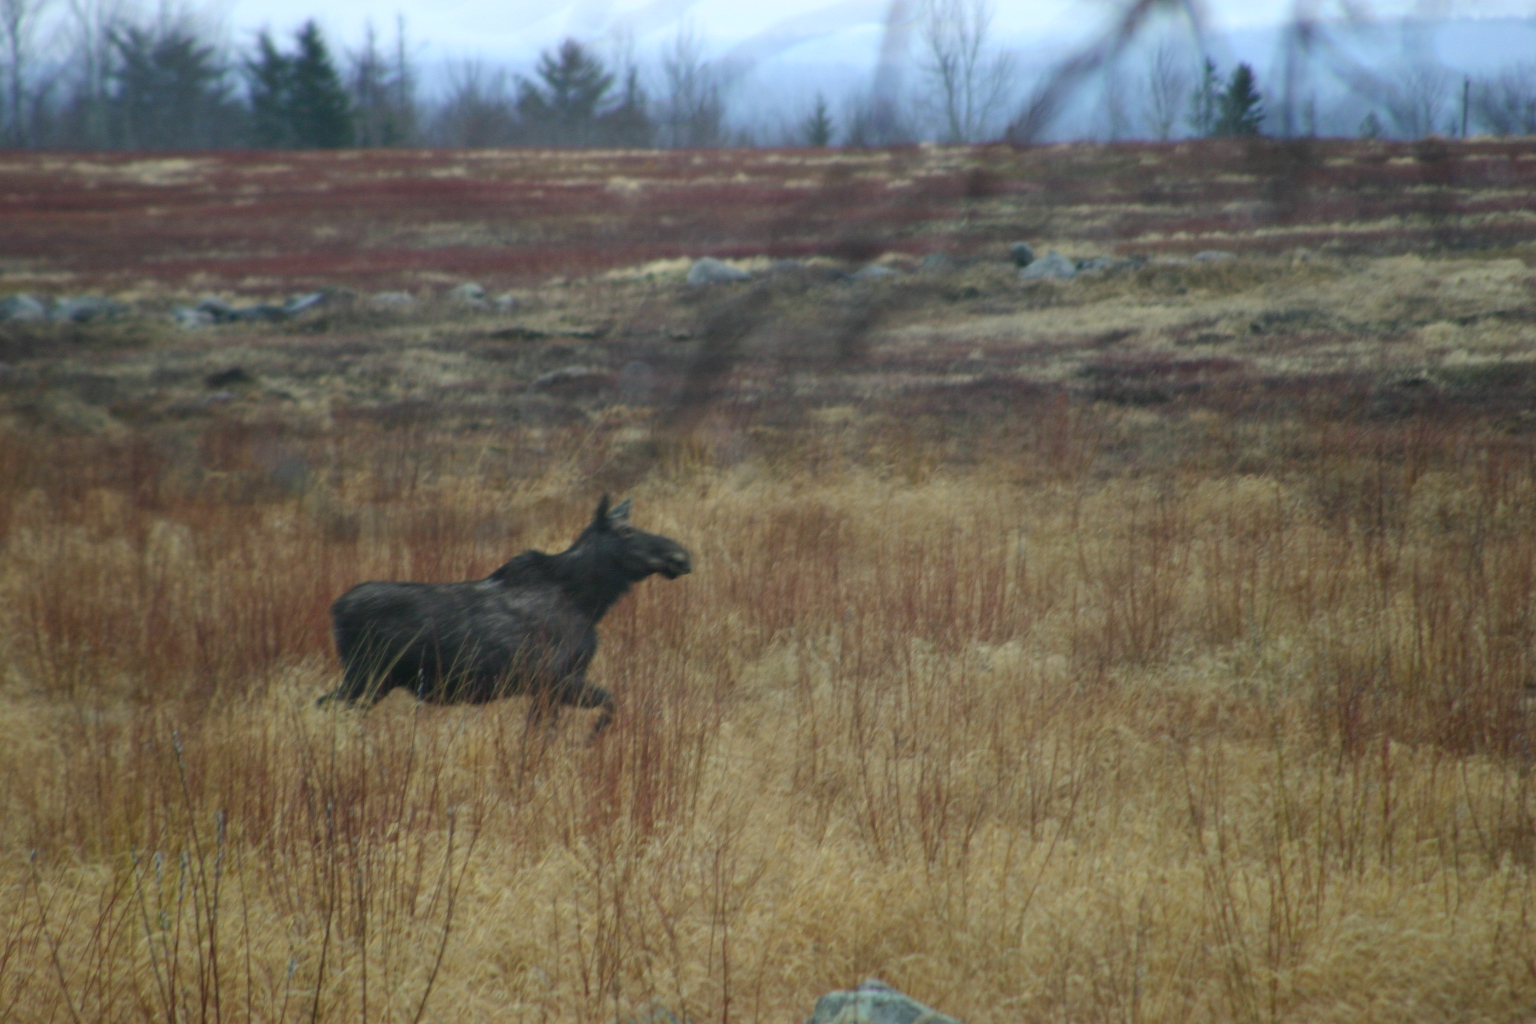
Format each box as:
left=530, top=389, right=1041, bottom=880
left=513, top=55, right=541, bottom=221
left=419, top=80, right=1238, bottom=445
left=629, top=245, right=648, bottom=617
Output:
left=205, top=0, right=1534, bottom=71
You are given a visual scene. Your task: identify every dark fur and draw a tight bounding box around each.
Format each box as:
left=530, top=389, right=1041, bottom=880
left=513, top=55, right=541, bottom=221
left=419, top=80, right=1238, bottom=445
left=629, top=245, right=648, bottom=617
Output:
left=320, top=496, right=690, bottom=736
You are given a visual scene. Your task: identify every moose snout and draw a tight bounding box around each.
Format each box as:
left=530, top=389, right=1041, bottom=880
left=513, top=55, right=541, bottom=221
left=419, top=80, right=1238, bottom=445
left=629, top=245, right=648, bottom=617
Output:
left=656, top=548, right=692, bottom=578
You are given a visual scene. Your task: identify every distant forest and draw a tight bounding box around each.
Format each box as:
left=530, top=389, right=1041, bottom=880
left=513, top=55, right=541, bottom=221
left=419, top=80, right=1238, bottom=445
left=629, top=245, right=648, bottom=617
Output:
left=2, top=0, right=1535, bottom=150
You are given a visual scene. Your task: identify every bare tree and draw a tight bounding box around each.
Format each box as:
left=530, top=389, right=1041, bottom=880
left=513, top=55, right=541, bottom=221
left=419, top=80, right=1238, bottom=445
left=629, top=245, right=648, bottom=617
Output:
left=429, top=59, right=516, bottom=147
left=0, top=0, right=48, bottom=145
left=657, top=25, right=725, bottom=148
left=1384, top=62, right=1452, bottom=139
left=1142, top=41, right=1189, bottom=141
left=1100, top=59, right=1131, bottom=140
left=1473, top=64, right=1536, bottom=136
left=64, top=0, right=123, bottom=147
left=918, top=0, right=1014, bottom=143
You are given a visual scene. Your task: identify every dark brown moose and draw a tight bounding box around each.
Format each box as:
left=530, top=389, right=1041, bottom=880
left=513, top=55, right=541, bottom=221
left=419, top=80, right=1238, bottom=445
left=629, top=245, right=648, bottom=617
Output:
left=320, top=496, right=691, bottom=736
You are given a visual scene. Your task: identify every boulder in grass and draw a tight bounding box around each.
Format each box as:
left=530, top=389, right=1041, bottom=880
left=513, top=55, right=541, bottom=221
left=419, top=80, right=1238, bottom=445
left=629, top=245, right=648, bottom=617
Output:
left=804, top=978, right=963, bottom=1024
left=370, top=291, right=417, bottom=309
left=1193, top=249, right=1236, bottom=262
left=0, top=294, right=48, bottom=322
left=1019, top=249, right=1077, bottom=281
left=686, top=257, right=752, bottom=287
left=450, top=282, right=489, bottom=307
left=52, top=295, right=127, bottom=323
left=283, top=291, right=328, bottom=316
left=851, top=264, right=899, bottom=283
left=1009, top=241, right=1036, bottom=267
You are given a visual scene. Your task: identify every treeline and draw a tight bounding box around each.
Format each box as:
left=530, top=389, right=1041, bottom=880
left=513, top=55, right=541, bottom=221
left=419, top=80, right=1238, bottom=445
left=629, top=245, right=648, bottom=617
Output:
left=0, top=10, right=748, bottom=151
left=3, top=0, right=1536, bottom=151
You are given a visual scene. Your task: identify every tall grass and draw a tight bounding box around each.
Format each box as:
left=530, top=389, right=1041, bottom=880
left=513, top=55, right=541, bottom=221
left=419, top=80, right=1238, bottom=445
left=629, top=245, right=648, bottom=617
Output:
left=1, top=396, right=1534, bottom=1022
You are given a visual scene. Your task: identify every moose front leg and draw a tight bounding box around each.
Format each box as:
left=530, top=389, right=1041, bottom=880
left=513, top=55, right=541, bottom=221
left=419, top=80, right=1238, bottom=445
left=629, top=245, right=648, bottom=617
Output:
left=557, top=680, right=616, bottom=740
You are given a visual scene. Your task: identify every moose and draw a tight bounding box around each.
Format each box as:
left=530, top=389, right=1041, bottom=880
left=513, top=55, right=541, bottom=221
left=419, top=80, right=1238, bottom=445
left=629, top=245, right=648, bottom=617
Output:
left=320, top=496, right=691, bottom=737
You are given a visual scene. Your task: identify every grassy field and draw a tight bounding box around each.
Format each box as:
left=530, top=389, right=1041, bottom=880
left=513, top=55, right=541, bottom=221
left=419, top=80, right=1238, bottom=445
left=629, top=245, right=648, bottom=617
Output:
left=3, top=140, right=1536, bottom=1023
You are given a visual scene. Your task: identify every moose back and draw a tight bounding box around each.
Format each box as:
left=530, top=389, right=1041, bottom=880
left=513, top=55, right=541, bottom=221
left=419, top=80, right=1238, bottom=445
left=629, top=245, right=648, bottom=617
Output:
left=321, top=496, right=691, bottom=735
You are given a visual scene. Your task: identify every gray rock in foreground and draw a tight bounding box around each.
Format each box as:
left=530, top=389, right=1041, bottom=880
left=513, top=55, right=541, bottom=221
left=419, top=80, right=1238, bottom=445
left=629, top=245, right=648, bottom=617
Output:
left=0, top=294, right=48, bottom=322
left=1193, top=249, right=1236, bottom=262
left=1009, top=241, right=1036, bottom=267
left=851, top=264, right=899, bottom=283
left=1019, top=249, right=1077, bottom=281
left=52, top=295, right=127, bottom=323
left=686, top=257, right=752, bottom=287
left=805, top=978, right=963, bottom=1024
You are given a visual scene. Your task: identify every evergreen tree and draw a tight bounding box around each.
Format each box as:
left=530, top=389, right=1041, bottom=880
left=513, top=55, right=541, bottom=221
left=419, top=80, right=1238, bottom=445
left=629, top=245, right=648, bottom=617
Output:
left=1187, top=58, right=1219, bottom=138
left=245, top=21, right=352, bottom=148
left=515, top=39, right=614, bottom=145
left=802, top=93, right=833, bottom=146
left=1213, top=62, right=1263, bottom=136
left=288, top=21, right=352, bottom=147
left=246, top=31, right=293, bottom=146
left=108, top=23, right=241, bottom=149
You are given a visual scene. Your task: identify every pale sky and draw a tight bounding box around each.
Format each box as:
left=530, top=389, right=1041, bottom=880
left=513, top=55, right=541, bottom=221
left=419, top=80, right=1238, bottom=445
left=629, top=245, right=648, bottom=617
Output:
left=206, top=0, right=1535, bottom=72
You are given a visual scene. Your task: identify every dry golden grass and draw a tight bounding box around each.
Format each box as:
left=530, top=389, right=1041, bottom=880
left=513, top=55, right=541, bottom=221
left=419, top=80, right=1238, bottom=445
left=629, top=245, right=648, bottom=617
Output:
left=2, top=390, right=1535, bottom=1023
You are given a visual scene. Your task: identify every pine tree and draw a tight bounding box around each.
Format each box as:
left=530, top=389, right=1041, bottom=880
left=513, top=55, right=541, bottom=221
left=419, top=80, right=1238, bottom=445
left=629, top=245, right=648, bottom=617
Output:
left=288, top=21, right=352, bottom=147
left=1213, top=62, right=1263, bottom=136
left=802, top=93, right=833, bottom=146
left=515, top=39, right=613, bottom=146
left=597, top=67, right=653, bottom=147
left=246, top=31, right=293, bottom=146
left=109, top=23, right=241, bottom=149
left=1187, top=58, right=1220, bottom=138
left=247, top=22, right=351, bottom=148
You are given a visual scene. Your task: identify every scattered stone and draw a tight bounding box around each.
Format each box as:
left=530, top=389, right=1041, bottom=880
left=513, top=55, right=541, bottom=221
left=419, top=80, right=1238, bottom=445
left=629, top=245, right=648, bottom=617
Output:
left=1193, top=249, right=1236, bottom=262
left=531, top=365, right=607, bottom=393
left=1019, top=249, right=1077, bottom=281
left=52, top=295, right=127, bottom=323
left=230, top=303, right=287, bottom=323
left=449, top=282, right=488, bottom=306
left=917, top=252, right=956, bottom=274
left=686, top=257, right=752, bottom=287
left=851, top=264, right=899, bottom=283
left=283, top=291, right=328, bottom=315
left=195, top=295, right=237, bottom=320
left=171, top=306, right=215, bottom=329
left=767, top=259, right=807, bottom=275
left=370, top=291, right=417, bottom=308
left=1009, top=241, right=1036, bottom=267
left=1075, top=255, right=1148, bottom=275
left=0, top=294, right=48, bottom=322
left=492, top=292, right=518, bottom=311
left=205, top=366, right=253, bottom=389
left=804, top=978, right=963, bottom=1024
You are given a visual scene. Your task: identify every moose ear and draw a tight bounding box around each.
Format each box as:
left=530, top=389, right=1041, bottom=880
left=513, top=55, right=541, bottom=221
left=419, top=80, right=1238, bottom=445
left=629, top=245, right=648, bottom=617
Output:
left=592, top=494, right=611, bottom=524
left=608, top=498, right=633, bottom=522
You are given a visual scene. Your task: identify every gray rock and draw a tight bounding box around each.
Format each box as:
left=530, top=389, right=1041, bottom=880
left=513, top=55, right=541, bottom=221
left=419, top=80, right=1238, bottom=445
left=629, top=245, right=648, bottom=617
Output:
left=283, top=291, right=328, bottom=315
left=1193, top=249, right=1236, bottom=262
left=851, top=264, right=899, bottom=283
left=805, top=978, right=963, bottom=1024
left=767, top=258, right=807, bottom=275
left=195, top=295, right=237, bottom=321
left=52, top=295, right=127, bottom=323
left=917, top=252, right=956, bottom=274
left=172, top=306, right=215, bottom=329
left=1009, top=242, right=1036, bottom=267
left=1019, top=249, right=1077, bottom=281
left=229, top=303, right=287, bottom=323
left=492, top=292, right=519, bottom=311
left=686, top=257, right=752, bottom=287
left=370, top=291, right=417, bottom=308
left=0, top=294, right=48, bottom=322
left=531, top=365, right=607, bottom=393
left=450, top=282, right=488, bottom=305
